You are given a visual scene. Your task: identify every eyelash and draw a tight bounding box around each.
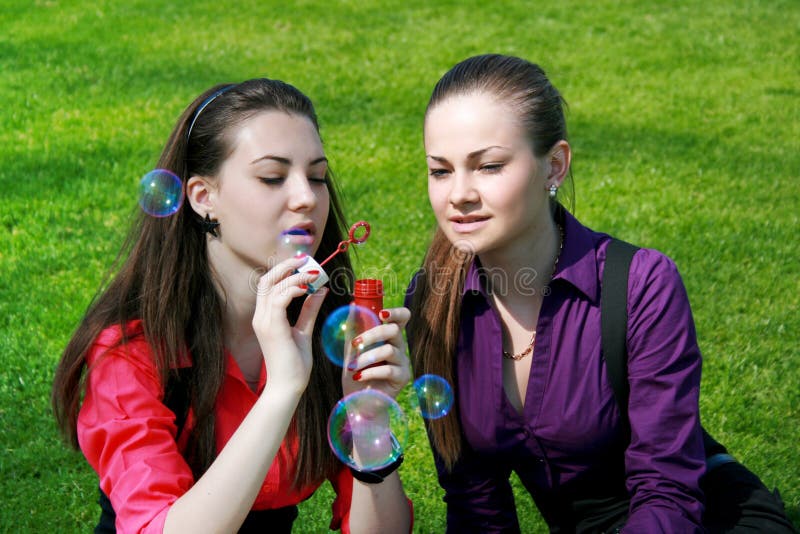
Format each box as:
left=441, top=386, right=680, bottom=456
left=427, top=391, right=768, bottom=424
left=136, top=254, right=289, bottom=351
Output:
left=480, top=163, right=504, bottom=174
left=259, top=176, right=328, bottom=185
left=428, top=164, right=504, bottom=177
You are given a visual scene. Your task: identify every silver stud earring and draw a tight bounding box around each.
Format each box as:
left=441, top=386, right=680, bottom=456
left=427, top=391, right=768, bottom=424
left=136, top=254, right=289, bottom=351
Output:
left=548, top=184, right=558, bottom=199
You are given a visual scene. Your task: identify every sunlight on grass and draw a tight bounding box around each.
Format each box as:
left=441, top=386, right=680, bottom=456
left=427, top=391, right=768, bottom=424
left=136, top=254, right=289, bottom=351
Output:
left=1, top=0, right=797, bottom=531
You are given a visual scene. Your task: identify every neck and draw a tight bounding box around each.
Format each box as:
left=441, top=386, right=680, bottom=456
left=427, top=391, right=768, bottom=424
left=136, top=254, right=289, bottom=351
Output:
left=206, top=245, right=262, bottom=362
left=480, top=217, right=561, bottom=304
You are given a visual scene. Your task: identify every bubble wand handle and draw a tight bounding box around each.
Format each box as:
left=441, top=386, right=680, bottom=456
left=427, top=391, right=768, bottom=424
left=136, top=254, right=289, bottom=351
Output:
left=319, top=221, right=371, bottom=267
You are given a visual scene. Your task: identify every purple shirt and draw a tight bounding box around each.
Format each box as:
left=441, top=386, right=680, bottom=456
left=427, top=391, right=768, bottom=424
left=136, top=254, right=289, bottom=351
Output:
left=407, top=210, right=705, bottom=532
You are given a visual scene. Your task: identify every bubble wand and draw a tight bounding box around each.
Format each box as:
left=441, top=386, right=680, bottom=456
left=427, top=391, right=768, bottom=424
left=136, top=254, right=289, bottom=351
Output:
left=319, top=221, right=371, bottom=267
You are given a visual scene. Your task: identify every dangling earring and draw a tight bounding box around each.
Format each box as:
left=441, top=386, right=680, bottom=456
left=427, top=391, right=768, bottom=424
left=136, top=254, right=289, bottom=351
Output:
left=202, top=213, right=220, bottom=237
left=548, top=184, right=558, bottom=199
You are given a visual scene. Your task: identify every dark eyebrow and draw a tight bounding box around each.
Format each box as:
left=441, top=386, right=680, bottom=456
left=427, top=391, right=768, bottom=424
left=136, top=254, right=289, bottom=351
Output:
left=426, top=146, right=508, bottom=163
left=250, top=155, right=328, bottom=166
left=466, top=146, right=507, bottom=160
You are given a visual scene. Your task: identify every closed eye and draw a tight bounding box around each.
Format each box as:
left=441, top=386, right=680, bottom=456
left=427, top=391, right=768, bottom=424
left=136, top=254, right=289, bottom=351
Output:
left=259, top=177, right=285, bottom=185
left=428, top=168, right=450, bottom=178
left=480, top=163, right=505, bottom=174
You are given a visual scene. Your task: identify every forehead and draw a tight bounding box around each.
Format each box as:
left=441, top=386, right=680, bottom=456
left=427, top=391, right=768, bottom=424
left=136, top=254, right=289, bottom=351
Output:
left=227, top=110, right=323, bottom=160
left=424, top=92, right=525, bottom=152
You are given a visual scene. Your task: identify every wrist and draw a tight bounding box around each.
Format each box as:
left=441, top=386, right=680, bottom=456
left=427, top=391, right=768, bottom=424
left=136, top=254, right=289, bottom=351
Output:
left=260, top=381, right=305, bottom=406
left=349, top=454, right=404, bottom=484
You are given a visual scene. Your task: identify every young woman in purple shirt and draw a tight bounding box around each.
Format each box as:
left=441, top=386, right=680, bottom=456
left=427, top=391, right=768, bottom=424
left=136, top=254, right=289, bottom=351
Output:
left=406, top=54, right=707, bottom=532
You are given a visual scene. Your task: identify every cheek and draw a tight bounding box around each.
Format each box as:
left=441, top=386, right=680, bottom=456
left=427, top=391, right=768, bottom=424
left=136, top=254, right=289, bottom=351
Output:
left=427, top=181, right=448, bottom=213
left=317, top=189, right=331, bottom=217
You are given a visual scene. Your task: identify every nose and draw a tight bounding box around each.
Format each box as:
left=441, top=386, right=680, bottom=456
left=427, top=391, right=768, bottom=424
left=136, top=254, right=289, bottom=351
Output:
left=448, top=171, right=479, bottom=207
left=287, top=173, right=318, bottom=212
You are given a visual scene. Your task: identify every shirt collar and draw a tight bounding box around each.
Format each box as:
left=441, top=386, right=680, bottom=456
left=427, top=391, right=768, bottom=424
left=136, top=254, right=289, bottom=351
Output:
left=461, top=207, right=600, bottom=303
left=552, top=208, right=600, bottom=303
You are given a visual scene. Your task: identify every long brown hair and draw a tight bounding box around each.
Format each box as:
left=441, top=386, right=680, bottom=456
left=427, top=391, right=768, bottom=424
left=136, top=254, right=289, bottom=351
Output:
left=408, top=54, right=570, bottom=470
left=52, top=78, right=353, bottom=488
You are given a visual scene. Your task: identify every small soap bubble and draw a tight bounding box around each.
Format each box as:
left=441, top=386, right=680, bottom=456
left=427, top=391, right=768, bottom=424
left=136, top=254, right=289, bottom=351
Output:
left=327, top=389, right=408, bottom=471
left=138, top=169, right=183, bottom=217
left=276, top=228, right=313, bottom=262
left=413, top=374, right=454, bottom=419
left=321, top=304, right=382, bottom=367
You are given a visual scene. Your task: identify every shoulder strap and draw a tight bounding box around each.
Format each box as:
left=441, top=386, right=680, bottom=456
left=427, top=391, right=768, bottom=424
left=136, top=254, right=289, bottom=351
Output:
left=601, top=240, right=727, bottom=459
left=600, top=238, right=639, bottom=415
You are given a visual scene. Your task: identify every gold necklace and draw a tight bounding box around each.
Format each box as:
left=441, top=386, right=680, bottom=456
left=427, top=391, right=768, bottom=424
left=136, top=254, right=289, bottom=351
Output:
left=502, top=224, right=564, bottom=361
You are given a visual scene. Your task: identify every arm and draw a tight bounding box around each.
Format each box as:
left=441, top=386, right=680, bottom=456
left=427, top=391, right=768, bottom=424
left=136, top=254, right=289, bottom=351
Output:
left=340, top=307, right=413, bottom=533
left=78, top=257, right=325, bottom=533
left=164, top=256, right=326, bottom=532
left=621, top=249, right=705, bottom=532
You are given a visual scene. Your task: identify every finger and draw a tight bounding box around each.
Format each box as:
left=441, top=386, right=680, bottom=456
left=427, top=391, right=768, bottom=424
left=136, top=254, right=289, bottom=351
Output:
left=349, top=343, right=396, bottom=372
left=352, top=359, right=410, bottom=388
left=255, top=270, right=322, bottom=321
left=295, top=287, right=329, bottom=336
left=256, top=255, right=310, bottom=295
left=350, top=323, right=402, bottom=355
left=377, top=307, right=411, bottom=328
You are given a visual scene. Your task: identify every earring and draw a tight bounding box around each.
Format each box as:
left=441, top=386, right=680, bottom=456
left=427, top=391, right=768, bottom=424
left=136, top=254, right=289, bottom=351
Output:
left=202, top=213, right=220, bottom=237
left=548, top=184, right=558, bottom=199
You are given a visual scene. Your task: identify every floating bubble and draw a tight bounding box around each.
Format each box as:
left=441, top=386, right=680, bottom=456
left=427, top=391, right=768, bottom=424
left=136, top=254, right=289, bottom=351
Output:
left=138, top=169, right=183, bottom=217
left=327, top=389, right=408, bottom=471
left=413, top=374, right=454, bottom=419
left=276, top=228, right=313, bottom=262
left=321, top=304, right=382, bottom=367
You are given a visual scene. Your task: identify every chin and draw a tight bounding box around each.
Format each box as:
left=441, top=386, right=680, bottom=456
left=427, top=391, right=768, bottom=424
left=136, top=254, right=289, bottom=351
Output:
left=448, top=236, right=480, bottom=258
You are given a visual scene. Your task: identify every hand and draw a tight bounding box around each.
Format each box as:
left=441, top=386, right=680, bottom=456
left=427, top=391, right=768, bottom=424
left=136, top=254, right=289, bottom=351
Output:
left=253, top=255, right=328, bottom=395
left=342, top=307, right=411, bottom=399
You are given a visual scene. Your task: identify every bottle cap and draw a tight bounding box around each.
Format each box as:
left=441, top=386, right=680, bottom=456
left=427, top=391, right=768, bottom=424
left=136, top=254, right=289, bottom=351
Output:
left=353, top=279, right=384, bottom=315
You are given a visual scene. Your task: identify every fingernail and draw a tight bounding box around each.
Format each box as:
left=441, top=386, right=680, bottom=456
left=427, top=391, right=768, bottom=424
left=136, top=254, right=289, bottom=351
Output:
left=299, top=284, right=308, bottom=291
left=353, top=371, right=362, bottom=381
left=307, top=270, right=320, bottom=275
left=379, top=310, right=390, bottom=320
left=351, top=336, right=363, bottom=348
left=296, top=252, right=308, bottom=260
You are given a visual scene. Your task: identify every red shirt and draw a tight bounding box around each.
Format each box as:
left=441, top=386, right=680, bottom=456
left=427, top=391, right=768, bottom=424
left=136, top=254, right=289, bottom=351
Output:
left=78, top=321, right=354, bottom=533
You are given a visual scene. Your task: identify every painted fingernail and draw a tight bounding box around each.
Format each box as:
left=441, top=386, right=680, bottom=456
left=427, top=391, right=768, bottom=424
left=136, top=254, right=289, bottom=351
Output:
left=351, top=336, right=363, bottom=348
left=379, top=310, right=390, bottom=320
left=307, top=270, right=320, bottom=275
left=299, top=284, right=308, bottom=291
left=296, top=252, right=308, bottom=259
left=353, top=371, right=362, bottom=381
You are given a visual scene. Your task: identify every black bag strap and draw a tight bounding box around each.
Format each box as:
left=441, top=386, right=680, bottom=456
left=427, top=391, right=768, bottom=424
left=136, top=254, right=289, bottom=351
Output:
left=601, top=239, right=727, bottom=458
left=600, top=238, right=639, bottom=414
left=601, top=240, right=798, bottom=532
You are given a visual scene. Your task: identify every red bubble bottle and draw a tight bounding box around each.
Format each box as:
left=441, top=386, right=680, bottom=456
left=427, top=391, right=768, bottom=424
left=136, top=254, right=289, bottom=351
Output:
left=353, top=279, right=384, bottom=316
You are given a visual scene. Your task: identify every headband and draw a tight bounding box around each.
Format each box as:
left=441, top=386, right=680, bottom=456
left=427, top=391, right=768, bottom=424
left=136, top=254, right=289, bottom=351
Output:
left=185, top=84, right=236, bottom=142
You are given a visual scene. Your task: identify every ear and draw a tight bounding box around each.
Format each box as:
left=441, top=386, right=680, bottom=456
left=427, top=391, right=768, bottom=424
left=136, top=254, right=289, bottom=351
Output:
left=186, top=176, right=217, bottom=218
left=546, top=140, right=571, bottom=189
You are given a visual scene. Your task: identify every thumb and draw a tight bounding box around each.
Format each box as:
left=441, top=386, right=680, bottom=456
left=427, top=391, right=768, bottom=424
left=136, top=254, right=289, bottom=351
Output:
left=295, top=287, right=329, bottom=336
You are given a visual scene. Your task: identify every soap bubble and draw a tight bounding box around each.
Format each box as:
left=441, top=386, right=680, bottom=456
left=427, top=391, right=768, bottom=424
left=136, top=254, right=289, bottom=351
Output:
left=138, top=169, right=183, bottom=217
left=276, top=228, right=313, bottom=261
left=321, top=304, right=382, bottom=367
left=413, top=374, right=454, bottom=419
left=327, top=389, right=408, bottom=471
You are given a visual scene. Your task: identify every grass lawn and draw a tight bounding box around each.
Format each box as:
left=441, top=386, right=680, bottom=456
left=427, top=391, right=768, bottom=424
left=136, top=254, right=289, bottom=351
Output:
left=1, top=0, right=797, bottom=531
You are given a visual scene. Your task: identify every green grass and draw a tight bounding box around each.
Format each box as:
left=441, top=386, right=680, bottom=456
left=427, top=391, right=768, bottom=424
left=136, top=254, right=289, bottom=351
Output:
left=1, top=0, right=798, bottom=531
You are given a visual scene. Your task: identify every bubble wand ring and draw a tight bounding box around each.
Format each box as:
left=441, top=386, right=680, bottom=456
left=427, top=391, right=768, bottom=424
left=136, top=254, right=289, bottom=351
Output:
left=319, top=221, right=371, bottom=267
